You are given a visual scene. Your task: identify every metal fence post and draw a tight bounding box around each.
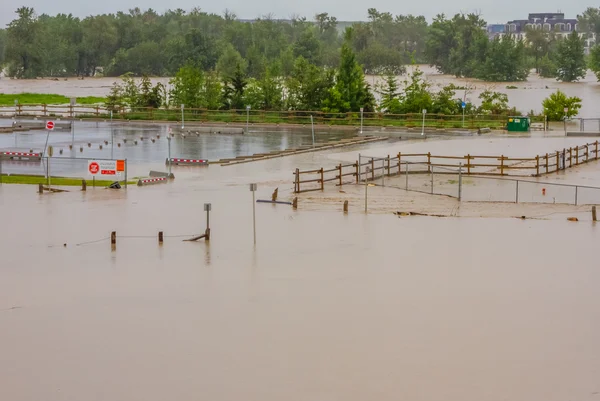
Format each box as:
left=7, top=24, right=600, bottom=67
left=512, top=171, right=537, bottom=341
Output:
left=124, top=159, right=128, bottom=188
left=430, top=166, right=434, bottom=194
left=515, top=180, right=519, bottom=203
left=458, top=163, right=462, bottom=201
left=575, top=186, right=578, bottom=206
left=405, top=162, right=408, bottom=190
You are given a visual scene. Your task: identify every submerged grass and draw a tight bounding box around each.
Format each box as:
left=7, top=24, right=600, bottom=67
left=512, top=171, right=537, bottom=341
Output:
left=0, top=93, right=106, bottom=106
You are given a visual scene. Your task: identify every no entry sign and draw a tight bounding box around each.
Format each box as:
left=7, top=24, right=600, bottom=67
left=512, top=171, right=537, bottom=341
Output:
left=46, top=121, right=55, bottom=130
left=88, top=160, right=124, bottom=177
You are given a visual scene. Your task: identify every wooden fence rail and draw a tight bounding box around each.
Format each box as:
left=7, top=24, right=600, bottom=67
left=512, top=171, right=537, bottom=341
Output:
left=293, top=141, right=600, bottom=193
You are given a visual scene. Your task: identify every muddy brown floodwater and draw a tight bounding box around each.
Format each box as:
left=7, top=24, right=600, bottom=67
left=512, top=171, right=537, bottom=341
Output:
left=1, top=134, right=600, bottom=401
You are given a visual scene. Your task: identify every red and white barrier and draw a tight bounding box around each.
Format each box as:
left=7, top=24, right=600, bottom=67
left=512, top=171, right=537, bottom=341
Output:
left=166, top=158, right=209, bottom=166
left=137, top=177, right=168, bottom=186
left=0, top=151, right=42, bottom=161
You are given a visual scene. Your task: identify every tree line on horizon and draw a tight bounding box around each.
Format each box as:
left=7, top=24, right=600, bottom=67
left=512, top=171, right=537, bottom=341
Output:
left=2, top=6, right=600, bottom=82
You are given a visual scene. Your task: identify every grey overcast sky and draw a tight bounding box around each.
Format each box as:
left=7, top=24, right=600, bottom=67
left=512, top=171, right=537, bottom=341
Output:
left=0, top=0, right=591, bottom=26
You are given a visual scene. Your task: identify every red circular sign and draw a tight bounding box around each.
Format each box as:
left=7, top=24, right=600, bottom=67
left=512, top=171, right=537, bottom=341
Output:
left=46, top=121, right=54, bottom=130
left=89, top=162, right=99, bottom=175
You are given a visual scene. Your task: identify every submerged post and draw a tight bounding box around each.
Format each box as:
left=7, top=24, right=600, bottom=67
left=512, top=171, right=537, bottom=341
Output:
left=204, top=203, right=211, bottom=241
left=111, top=231, right=116, bottom=246
left=593, top=206, right=597, bottom=222
left=249, top=184, right=257, bottom=245
left=158, top=231, right=164, bottom=244
left=292, top=197, right=298, bottom=209
left=343, top=200, right=348, bottom=213
left=458, top=163, right=463, bottom=201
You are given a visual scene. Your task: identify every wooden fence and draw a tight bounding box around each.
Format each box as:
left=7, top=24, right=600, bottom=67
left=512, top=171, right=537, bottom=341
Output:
left=293, top=141, right=600, bottom=193
left=0, top=104, right=549, bottom=130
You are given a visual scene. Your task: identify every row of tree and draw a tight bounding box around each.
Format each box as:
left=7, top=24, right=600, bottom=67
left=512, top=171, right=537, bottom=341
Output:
left=106, top=42, right=554, bottom=118
left=2, top=7, right=600, bottom=82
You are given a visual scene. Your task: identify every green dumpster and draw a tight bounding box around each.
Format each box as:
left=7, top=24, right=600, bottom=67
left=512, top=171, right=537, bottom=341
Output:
left=507, top=116, right=530, bottom=132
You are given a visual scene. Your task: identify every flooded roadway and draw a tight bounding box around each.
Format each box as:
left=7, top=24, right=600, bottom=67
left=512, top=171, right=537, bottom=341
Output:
left=1, top=130, right=600, bottom=401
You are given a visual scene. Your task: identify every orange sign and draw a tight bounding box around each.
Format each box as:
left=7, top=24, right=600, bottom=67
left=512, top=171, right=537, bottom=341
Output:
left=116, top=160, right=125, bottom=172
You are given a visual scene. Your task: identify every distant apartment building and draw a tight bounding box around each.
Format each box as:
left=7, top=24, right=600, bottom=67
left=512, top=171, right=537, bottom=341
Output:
left=487, top=13, right=595, bottom=52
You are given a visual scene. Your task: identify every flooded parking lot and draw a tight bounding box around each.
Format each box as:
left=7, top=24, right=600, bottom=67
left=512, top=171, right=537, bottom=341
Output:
left=1, top=129, right=600, bottom=401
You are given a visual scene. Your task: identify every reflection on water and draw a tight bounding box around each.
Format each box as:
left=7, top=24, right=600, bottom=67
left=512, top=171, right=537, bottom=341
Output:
left=0, top=121, right=356, bottom=176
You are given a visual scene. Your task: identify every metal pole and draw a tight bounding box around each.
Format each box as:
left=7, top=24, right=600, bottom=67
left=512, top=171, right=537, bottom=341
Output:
left=360, top=109, right=363, bottom=134
left=421, top=110, right=426, bottom=136
left=252, top=190, right=256, bottom=244
left=381, top=159, right=384, bottom=187
left=575, top=186, right=578, bottom=206
left=458, top=163, right=462, bottom=201
left=167, top=136, right=172, bottom=176
left=72, top=118, right=75, bottom=149
left=181, top=104, right=185, bottom=129
left=430, top=166, right=434, bottom=194
left=206, top=208, right=210, bottom=231
left=311, top=115, right=315, bottom=146
left=358, top=153, right=361, bottom=183
left=246, top=106, right=250, bottom=134
left=462, top=107, right=465, bottom=128
left=405, top=162, right=408, bottom=190
left=364, top=169, right=368, bottom=213
left=515, top=180, right=519, bottom=203
left=48, top=157, right=51, bottom=190
left=124, top=159, right=128, bottom=188
left=110, top=110, right=114, bottom=160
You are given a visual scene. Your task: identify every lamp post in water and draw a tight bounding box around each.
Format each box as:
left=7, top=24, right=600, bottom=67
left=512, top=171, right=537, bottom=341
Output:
left=246, top=105, right=251, bottom=134
left=310, top=115, right=315, bottom=146
left=249, top=183, right=257, bottom=244
left=181, top=104, right=185, bottom=129
left=360, top=107, right=364, bottom=134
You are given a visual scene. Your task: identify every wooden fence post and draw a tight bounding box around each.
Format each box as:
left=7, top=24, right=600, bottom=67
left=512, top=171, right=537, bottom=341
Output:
left=43, top=104, right=47, bottom=117
left=387, top=155, right=391, bottom=176
left=355, top=161, right=359, bottom=183
left=294, top=168, right=299, bottom=193
left=427, top=152, right=431, bottom=173
left=545, top=153, right=549, bottom=173
left=320, top=168, right=324, bottom=191
left=371, top=159, right=375, bottom=181
left=467, top=154, right=471, bottom=174
left=536, top=155, right=540, bottom=176
left=593, top=206, right=597, bottom=222
left=158, top=231, right=164, bottom=244
left=338, top=164, right=343, bottom=187
left=585, top=145, right=589, bottom=162
left=397, top=152, right=402, bottom=174
left=596, top=141, right=599, bottom=160
left=575, top=147, right=579, bottom=165
left=111, top=231, right=116, bottom=246
left=569, top=148, right=573, bottom=167
left=500, top=155, right=505, bottom=176
left=556, top=152, right=559, bottom=174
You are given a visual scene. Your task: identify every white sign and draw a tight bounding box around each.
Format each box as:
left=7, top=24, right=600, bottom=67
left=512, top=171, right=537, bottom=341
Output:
left=422, top=109, right=427, bottom=114
left=360, top=107, right=364, bottom=113
left=88, top=160, right=123, bottom=178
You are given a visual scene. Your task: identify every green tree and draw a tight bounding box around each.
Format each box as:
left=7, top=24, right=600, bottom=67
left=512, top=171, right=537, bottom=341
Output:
left=5, top=7, right=41, bottom=78
left=376, top=72, right=401, bottom=113
left=478, top=36, right=529, bottom=81
left=398, top=66, right=432, bottom=113
left=542, top=90, right=582, bottom=120
left=202, top=71, right=223, bottom=109
left=431, top=84, right=460, bottom=115
left=588, top=45, right=600, bottom=81
left=0, top=29, right=6, bottom=67
left=538, top=53, right=557, bottom=78
left=554, top=32, right=586, bottom=82
left=221, top=64, right=247, bottom=109
left=285, top=56, right=334, bottom=110
left=478, top=90, right=509, bottom=115
left=169, top=64, right=204, bottom=108
left=323, top=44, right=373, bottom=112
left=577, top=7, right=600, bottom=39
left=216, top=43, right=246, bottom=78
left=138, top=76, right=164, bottom=108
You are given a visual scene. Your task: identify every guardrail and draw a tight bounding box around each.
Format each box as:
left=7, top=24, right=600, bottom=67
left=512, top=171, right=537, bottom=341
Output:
left=292, top=141, right=600, bottom=193
left=166, top=158, right=209, bottom=166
